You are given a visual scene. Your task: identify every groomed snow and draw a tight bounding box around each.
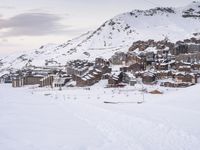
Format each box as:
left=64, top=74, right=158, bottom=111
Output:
left=0, top=82, right=200, bottom=150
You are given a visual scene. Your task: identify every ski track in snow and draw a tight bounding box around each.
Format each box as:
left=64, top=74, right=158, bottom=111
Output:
left=60, top=101, right=200, bottom=150
left=1, top=83, right=199, bottom=150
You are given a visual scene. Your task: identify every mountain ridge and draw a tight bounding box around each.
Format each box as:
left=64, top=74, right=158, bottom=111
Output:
left=1, top=1, right=200, bottom=75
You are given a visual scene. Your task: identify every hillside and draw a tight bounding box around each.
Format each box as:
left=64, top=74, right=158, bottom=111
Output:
left=1, top=1, right=200, bottom=75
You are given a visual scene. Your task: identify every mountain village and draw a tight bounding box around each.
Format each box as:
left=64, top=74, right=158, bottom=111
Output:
left=1, top=37, right=200, bottom=90
left=1, top=1, right=200, bottom=91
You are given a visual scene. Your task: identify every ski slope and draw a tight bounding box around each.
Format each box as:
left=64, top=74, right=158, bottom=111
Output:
left=0, top=83, right=200, bottom=150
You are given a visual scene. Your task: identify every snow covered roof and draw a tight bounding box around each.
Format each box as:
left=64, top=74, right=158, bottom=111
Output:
left=32, top=74, right=45, bottom=78
left=175, top=71, right=185, bottom=75
left=88, top=74, right=94, bottom=78
left=112, top=76, right=119, bottom=81
left=84, top=75, right=91, bottom=80
left=53, top=77, right=66, bottom=84
left=143, top=71, right=155, bottom=77
left=93, top=72, right=98, bottom=75
left=95, top=69, right=102, bottom=73
left=179, top=66, right=191, bottom=69
left=125, top=72, right=136, bottom=79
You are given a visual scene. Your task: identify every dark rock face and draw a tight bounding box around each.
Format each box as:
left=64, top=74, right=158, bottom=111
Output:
left=182, top=2, right=200, bottom=18
left=129, top=7, right=175, bottom=17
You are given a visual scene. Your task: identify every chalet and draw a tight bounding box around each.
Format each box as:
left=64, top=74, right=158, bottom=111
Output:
left=122, top=72, right=131, bottom=83
left=173, top=43, right=188, bottom=55
left=76, top=75, right=95, bottom=87
left=95, top=58, right=110, bottom=67
left=12, top=72, right=48, bottom=87
left=128, top=63, right=143, bottom=72
left=161, top=81, right=193, bottom=88
left=156, top=70, right=173, bottom=79
left=85, top=74, right=97, bottom=86
left=52, top=76, right=71, bottom=88
left=95, top=65, right=112, bottom=74
left=178, top=66, right=191, bottom=72
left=193, top=63, right=200, bottom=70
left=128, top=40, right=149, bottom=51
left=89, top=69, right=102, bottom=80
left=125, top=52, right=143, bottom=66
left=76, top=69, right=102, bottom=87
left=120, top=63, right=143, bottom=73
left=122, top=72, right=137, bottom=86
left=23, top=74, right=44, bottom=86
left=175, top=61, right=191, bottom=69
left=197, top=73, right=200, bottom=83
left=120, top=66, right=129, bottom=72
left=175, top=73, right=197, bottom=84
left=135, top=71, right=145, bottom=78
left=108, top=75, right=120, bottom=85
left=72, top=74, right=80, bottom=81
left=66, top=65, right=89, bottom=76
left=1, top=74, right=13, bottom=83
left=130, top=79, right=137, bottom=86
left=72, top=64, right=110, bottom=86
left=76, top=76, right=86, bottom=87
left=160, top=81, right=176, bottom=88
left=188, top=44, right=200, bottom=53
left=10, top=67, right=56, bottom=87
left=108, top=72, right=123, bottom=85
left=157, top=63, right=168, bottom=70
left=176, top=52, right=200, bottom=63
left=66, top=60, right=93, bottom=76
left=155, top=60, right=175, bottom=70
left=167, top=53, right=176, bottom=62
left=0, top=76, right=3, bottom=83
left=40, top=75, right=54, bottom=87
left=102, top=73, right=110, bottom=80
left=142, top=72, right=156, bottom=84
left=145, top=52, right=155, bottom=65
left=168, top=60, right=176, bottom=69
left=184, top=74, right=197, bottom=84
left=157, top=48, right=170, bottom=59
left=109, top=52, right=127, bottom=65
left=12, top=76, right=24, bottom=87
left=175, top=72, right=184, bottom=83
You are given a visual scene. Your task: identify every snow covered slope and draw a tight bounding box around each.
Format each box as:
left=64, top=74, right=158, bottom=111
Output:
left=0, top=83, right=200, bottom=150
left=1, top=1, right=200, bottom=73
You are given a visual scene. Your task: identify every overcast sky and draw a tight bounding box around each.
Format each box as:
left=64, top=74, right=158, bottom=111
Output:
left=0, top=0, right=194, bottom=55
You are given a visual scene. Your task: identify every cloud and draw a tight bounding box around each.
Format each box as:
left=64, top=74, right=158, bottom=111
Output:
left=0, top=12, right=73, bottom=37
left=0, top=6, right=15, bottom=9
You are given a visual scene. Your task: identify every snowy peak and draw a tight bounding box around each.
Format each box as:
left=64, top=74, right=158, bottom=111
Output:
left=128, top=7, right=175, bottom=17
left=182, top=1, right=200, bottom=18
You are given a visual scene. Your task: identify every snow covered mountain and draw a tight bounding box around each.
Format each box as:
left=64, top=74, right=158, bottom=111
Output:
left=1, top=1, right=200, bottom=74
